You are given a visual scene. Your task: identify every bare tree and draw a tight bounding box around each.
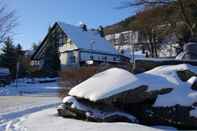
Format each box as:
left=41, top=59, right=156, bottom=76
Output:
left=0, top=1, right=16, bottom=44
left=122, top=0, right=197, bottom=41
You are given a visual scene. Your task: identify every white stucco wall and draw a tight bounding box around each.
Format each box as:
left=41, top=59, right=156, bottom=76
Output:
left=59, top=38, right=78, bottom=53
left=60, top=50, right=80, bottom=68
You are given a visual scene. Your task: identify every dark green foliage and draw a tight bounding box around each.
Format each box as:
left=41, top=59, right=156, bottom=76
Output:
left=16, top=44, right=24, bottom=57
left=0, top=38, right=30, bottom=78
left=0, top=37, right=17, bottom=76
left=32, top=42, right=38, bottom=51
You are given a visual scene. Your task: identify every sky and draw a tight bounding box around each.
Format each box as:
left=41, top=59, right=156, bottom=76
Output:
left=5, top=0, right=135, bottom=50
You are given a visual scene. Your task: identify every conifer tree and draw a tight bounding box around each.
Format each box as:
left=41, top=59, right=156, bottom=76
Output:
left=32, top=42, right=39, bottom=51
left=0, top=37, right=17, bottom=76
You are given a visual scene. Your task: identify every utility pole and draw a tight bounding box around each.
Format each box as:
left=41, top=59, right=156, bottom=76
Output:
left=15, top=61, right=20, bottom=89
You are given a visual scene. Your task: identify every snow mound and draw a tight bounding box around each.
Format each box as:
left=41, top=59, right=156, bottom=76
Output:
left=69, top=64, right=197, bottom=105
left=153, top=65, right=197, bottom=107
left=69, top=68, right=138, bottom=101
left=187, top=76, right=197, bottom=85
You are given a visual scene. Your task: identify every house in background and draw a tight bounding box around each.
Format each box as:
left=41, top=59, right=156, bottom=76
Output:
left=31, top=22, right=129, bottom=69
left=105, top=30, right=179, bottom=58
left=105, top=30, right=147, bottom=59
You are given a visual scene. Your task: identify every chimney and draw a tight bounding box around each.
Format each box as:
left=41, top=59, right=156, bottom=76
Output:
left=80, top=22, right=87, bottom=31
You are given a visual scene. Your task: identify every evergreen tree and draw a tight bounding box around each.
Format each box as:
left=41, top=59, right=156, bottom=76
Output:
left=15, top=43, right=28, bottom=77
left=0, top=37, right=17, bottom=76
left=16, top=44, right=23, bottom=57
left=32, top=42, right=38, bottom=51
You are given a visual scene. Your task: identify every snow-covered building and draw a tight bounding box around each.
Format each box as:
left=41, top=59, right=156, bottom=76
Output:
left=105, top=30, right=179, bottom=58
left=105, top=31, right=147, bottom=59
left=105, top=30, right=144, bottom=52
left=31, top=22, right=129, bottom=69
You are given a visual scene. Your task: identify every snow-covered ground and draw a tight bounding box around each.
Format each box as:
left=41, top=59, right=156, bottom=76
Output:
left=2, top=65, right=194, bottom=131
left=0, top=78, right=60, bottom=96
left=1, top=107, right=176, bottom=131
left=0, top=96, right=61, bottom=125
left=0, top=78, right=62, bottom=130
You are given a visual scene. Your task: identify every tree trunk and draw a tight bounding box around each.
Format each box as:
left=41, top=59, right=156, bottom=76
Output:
left=177, top=0, right=194, bottom=39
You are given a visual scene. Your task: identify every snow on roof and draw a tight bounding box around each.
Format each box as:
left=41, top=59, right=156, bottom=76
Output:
left=57, top=22, right=117, bottom=54
left=69, top=64, right=197, bottom=104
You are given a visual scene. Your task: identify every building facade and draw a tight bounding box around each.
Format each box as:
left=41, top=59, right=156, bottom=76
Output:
left=31, top=22, right=129, bottom=69
left=105, top=30, right=179, bottom=58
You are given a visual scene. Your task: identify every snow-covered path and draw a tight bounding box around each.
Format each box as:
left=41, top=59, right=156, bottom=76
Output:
left=0, top=96, right=61, bottom=130
left=0, top=96, right=60, bottom=114
left=3, top=107, right=167, bottom=131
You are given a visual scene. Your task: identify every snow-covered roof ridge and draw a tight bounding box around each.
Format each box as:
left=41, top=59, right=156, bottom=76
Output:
left=57, top=22, right=117, bottom=54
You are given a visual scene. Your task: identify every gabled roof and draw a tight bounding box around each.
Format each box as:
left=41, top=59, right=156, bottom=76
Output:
left=32, top=22, right=118, bottom=60
left=57, top=22, right=117, bottom=54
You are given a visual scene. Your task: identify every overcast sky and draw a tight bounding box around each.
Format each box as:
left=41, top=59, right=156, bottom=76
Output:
left=5, top=0, right=135, bottom=49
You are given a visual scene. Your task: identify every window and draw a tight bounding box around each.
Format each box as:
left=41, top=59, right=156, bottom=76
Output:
left=90, top=55, right=93, bottom=60
left=59, top=38, right=64, bottom=45
left=70, top=55, right=76, bottom=63
left=58, top=33, right=64, bottom=46
left=102, top=56, right=107, bottom=61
